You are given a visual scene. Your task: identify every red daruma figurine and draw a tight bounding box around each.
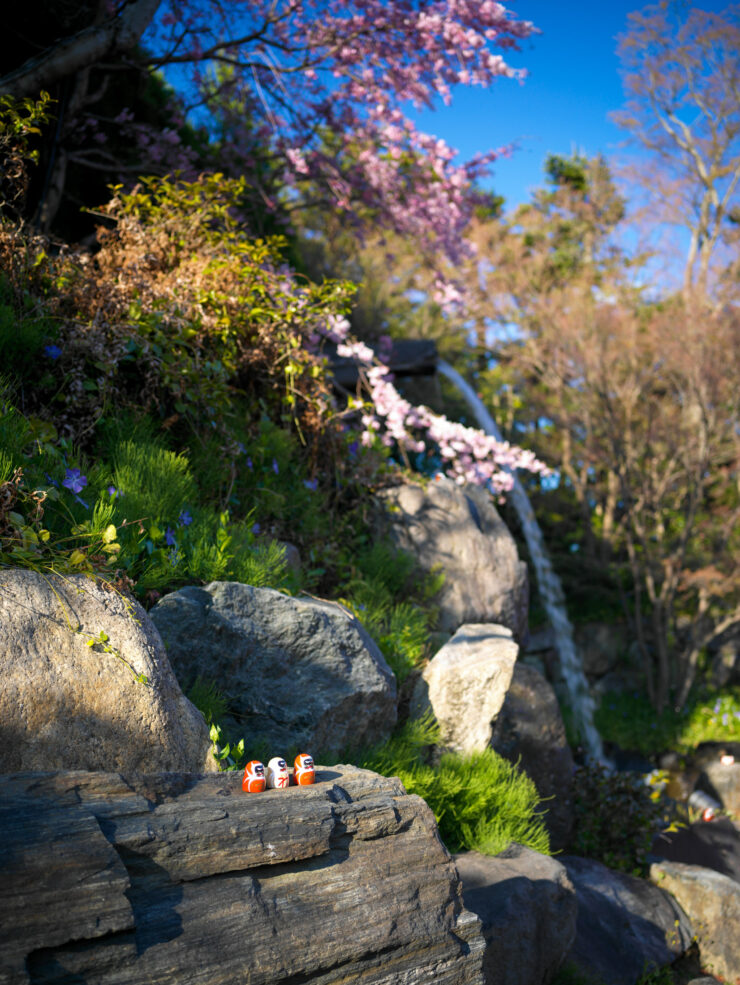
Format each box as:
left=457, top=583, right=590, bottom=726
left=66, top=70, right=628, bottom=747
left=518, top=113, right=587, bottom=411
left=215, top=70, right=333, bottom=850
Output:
left=294, top=753, right=315, bottom=786
left=242, top=760, right=266, bottom=793
left=266, top=757, right=290, bottom=789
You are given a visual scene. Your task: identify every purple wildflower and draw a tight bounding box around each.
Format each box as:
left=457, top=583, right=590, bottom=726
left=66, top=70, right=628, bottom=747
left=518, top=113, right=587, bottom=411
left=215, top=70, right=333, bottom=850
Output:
left=303, top=478, right=318, bottom=491
left=272, top=458, right=279, bottom=474
left=107, top=485, right=118, bottom=497
left=252, top=522, right=261, bottom=535
left=44, top=344, right=62, bottom=360
left=63, top=468, right=87, bottom=494
left=246, top=457, right=253, bottom=470
left=165, top=527, right=177, bottom=547
left=178, top=509, right=193, bottom=527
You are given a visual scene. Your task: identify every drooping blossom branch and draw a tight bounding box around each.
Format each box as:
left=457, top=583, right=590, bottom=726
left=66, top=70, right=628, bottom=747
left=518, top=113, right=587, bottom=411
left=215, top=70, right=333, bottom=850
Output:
left=336, top=341, right=550, bottom=500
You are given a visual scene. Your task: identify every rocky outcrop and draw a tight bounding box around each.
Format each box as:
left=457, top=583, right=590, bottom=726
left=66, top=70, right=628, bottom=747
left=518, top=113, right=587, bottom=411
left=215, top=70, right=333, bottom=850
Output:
left=151, top=582, right=397, bottom=757
left=377, top=479, right=529, bottom=641
left=0, top=569, right=213, bottom=774
left=412, top=623, right=517, bottom=755
left=490, top=663, right=574, bottom=851
left=455, top=845, right=577, bottom=985
left=694, top=743, right=740, bottom=817
left=562, top=855, right=694, bottom=985
left=0, top=766, right=485, bottom=985
left=651, top=817, right=740, bottom=883
left=651, top=860, right=740, bottom=983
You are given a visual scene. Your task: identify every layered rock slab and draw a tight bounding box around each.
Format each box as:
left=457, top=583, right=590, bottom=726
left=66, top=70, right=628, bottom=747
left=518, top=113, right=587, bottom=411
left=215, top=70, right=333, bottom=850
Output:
left=0, top=767, right=485, bottom=985
left=455, top=845, right=577, bottom=985
left=376, top=479, right=529, bottom=641
left=151, top=582, right=397, bottom=757
left=0, top=569, right=213, bottom=773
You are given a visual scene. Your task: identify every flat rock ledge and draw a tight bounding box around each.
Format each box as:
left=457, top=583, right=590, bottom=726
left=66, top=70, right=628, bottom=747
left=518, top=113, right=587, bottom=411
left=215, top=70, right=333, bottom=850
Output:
left=0, top=767, right=485, bottom=985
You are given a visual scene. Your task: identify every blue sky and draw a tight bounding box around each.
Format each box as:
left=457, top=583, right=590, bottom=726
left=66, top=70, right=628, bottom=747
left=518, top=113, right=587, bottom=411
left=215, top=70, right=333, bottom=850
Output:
left=412, top=0, right=727, bottom=212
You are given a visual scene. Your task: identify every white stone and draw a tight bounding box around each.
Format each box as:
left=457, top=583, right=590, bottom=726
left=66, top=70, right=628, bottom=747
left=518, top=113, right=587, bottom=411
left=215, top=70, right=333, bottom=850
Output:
left=414, top=623, right=518, bottom=754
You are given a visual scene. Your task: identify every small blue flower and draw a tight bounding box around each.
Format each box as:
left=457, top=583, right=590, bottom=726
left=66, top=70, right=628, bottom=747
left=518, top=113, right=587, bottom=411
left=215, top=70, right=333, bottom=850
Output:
left=348, top=441, right=359, bottom=457
left=713, top=699, right=722, bottom=714
left=251, top=522, right=261, bottom=535
left=107, top=485, right=118, bottom=498
left=303, top=478, right=318, bottom=491
left=63, top=468, right=87, bottom=494
left=44, top=473, right=59, bottom=488
left=246, top=457, right=253, bottom=470
left=165, top=527, right=177, bottom=547
left=272, top=458, right=279, bottom=474
left=178, top=510, right=192, bottom=527
left=237, top=442, right=247, bottom=455
left=44, top=344, right=62, bottom=360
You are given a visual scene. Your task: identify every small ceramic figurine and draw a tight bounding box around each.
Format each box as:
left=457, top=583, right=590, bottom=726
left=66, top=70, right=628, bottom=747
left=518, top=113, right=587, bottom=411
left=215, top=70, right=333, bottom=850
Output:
left=294, top=753, right=315, bottom=786
left=242, top=760, right=266, bottom=793
left=266, top=756, right=290, bottom=789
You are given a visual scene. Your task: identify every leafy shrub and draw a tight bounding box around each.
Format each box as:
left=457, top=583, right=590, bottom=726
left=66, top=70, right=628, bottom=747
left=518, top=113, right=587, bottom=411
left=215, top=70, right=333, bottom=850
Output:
left=596, top=687, right=740, bottom=756
left=569, top=763, right=670, bottom=876
left=338, top=540, right=442, bottom=683
left=357, top=717, right=550, bottom=856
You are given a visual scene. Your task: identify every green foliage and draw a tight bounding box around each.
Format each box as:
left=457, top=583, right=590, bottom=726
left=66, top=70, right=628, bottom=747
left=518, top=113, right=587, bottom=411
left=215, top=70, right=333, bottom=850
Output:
left=209, top=722, right=246, bottom=772
left=0, top=92, right=53, bottom=217
left=112, top=440, right=196, bottom=524
left=357, top=717, right=550, bottom=856
left=187, top=677, right=230, bottom=725
left=0, top=275, right=57, bottom=380
left=570, top=763, right=671, bottom=876
left=596, top=687, right=740, bottom=756
left=339, top=541, right=441, bottom=682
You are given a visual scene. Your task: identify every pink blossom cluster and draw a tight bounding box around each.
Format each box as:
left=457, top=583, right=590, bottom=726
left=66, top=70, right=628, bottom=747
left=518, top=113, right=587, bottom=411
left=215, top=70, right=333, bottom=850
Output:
left=340, top=351, right=549, bottom=499
left=140, top=0, right=534, bottom=301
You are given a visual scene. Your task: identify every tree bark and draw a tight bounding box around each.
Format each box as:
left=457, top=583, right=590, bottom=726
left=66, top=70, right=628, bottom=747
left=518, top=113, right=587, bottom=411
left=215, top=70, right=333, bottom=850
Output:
left=0, top=0, right=162, bottom=99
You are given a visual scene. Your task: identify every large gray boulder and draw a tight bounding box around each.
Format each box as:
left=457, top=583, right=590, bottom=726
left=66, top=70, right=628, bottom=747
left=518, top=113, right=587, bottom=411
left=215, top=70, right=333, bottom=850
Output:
left=455, top=845, right=577, bottom=985
left=0, top=767, right=486, bottom=985
left=377, top=479, right=529, bottom=641
left=490, top=663, right=574, bottom=851
left=562, top=855, right=694, bottom=985
left=651, top=860, right=740, bottom=983
left=412, top=623, right=518, bottom=755
left=151, top=582, right=397, bottom=757
left=0, top=569, right=213, bottom=773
